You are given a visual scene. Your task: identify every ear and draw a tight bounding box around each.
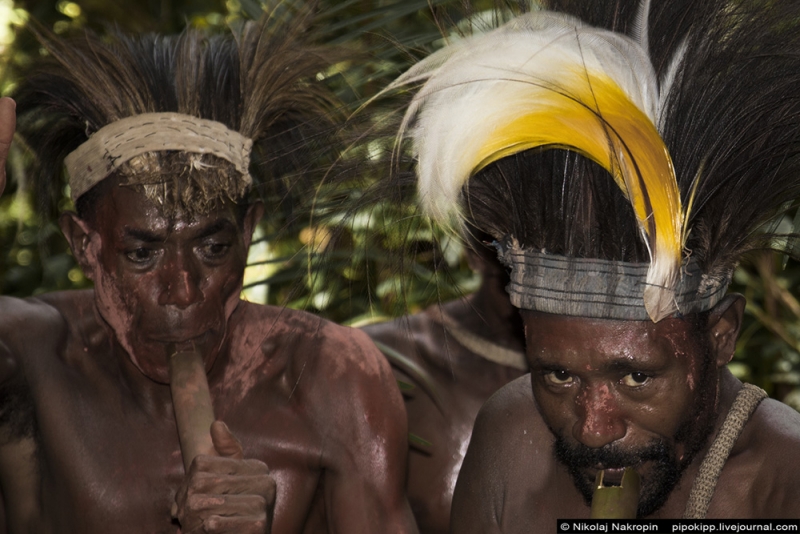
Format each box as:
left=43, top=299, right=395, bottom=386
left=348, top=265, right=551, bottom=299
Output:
left=705, top=293, right=745, bottom=368
left=59, top=211, right=97, bottom=280
left=241, top=200, right=265, bottom=250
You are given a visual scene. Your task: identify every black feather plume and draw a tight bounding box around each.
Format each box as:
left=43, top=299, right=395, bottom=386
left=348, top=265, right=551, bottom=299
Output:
left=14, top=8, right=349, bottom=220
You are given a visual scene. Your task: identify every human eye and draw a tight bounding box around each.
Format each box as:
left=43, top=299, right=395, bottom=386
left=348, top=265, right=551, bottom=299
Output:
left=125, top=246, right=159, bottom=264
left=621, top=372, right=651, bottom=388
left=543, top=369, right=574, bottom=386
left=198, top=240, right=231, bottom=260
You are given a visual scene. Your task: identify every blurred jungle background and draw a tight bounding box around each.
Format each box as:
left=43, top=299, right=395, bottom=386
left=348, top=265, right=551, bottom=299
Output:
left=1, top=0, right=799, bottom=411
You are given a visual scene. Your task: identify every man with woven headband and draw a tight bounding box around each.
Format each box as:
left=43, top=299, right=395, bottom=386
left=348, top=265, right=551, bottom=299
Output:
left=383, top=0, right=800, bottom=526
left=0, top=16, right=417, bottom=534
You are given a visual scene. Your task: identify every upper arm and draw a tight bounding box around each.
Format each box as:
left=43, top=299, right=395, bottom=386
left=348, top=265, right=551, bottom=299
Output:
left=0, top=298, right=29, bottom=441
left=451, top=377, right=541, bottom=533
left=751, top=400, right=800, bottom=518
left=0, top=298, right=23, bottom=386
left=450, top=394, right=508, bottom=534
left=0, top=297, right=52, bottom=533
left=316, top=327, right=418, bottom=533
left=0, top=295, right=63, bottom=441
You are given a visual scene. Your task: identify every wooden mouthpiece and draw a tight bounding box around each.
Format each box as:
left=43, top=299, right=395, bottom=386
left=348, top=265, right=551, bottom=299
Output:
left=590, top=468, right=641, bottom=519
left=169, top=349, right=217, bottom=471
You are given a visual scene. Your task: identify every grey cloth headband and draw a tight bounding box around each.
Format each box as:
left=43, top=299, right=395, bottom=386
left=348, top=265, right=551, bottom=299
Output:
left=496, top=239, right=729, bottom=321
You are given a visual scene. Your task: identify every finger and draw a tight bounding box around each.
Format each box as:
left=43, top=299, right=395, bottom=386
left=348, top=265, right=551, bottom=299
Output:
left=177, top=494, right=268, bottom=533
left=184, top=493, right=268, bottom=520
left=0, top=97, right=16, bottom=196
left=210, top=420, right=244, bottom=459
left=184, top=472, right=276, bottom=501
left=203, top=514, right=270, bottom=534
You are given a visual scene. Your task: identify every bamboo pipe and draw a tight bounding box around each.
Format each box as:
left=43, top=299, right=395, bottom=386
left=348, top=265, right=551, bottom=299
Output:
left=590, top=468, right=641, bottom=519
left=169, top=348, right=217, bottom=471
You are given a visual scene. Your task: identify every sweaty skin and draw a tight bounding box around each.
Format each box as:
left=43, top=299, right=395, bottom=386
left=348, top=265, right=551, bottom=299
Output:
left=363, top=249, right=527, bottom=534
left=0, top=117, right=417, bottom=533
left=0, top=293, right=415, bottom=533
left=450, top=298, right=800, bottom=532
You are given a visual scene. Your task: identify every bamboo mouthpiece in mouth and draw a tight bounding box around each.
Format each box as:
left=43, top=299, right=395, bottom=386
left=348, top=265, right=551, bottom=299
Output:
left=589, top=468, right=641, bottom=519
left=168, top=349, right=217, bottom=471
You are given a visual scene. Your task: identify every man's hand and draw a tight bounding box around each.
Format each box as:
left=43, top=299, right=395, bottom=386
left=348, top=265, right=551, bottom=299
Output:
left=0, top=97, right=15, bottom=196
left=173, top=421, right=276, bottom=534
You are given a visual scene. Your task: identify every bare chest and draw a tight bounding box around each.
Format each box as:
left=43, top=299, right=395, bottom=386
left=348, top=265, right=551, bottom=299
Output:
left=8, top=351, right=327, bottom=533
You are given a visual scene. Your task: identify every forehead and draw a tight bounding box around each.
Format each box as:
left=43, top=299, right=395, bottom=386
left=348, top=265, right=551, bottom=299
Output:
left=92, top=183, right=242, bottom=235
left=521, top=311, right=703, bottom=366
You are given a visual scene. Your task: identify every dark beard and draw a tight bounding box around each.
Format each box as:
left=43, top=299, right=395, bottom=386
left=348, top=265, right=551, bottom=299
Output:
left=553, top=399, right=718, bottom=518
left=554, top=437, right=683, bottom=517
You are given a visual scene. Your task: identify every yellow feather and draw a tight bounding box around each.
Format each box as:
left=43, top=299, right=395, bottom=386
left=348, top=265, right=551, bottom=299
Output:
left=470, top=72, right=682, bottom=320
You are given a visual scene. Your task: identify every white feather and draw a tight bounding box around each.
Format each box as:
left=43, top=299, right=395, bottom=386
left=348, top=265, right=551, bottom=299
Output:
left=657, top=37, right=689, bottom=130
left=394, top=11, right=659, bottom=225
left=631, top=0, right=652, bottom=53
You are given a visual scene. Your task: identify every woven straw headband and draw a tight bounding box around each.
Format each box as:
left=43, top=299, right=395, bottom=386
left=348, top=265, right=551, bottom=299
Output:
left=64, top=112, right=253, bottom=203
left=495, top=238, right=730, bottom=321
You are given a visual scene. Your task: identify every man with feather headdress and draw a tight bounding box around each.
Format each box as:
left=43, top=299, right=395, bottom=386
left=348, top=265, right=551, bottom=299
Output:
left=381, top=0, right=800, bottom=525
left=0, top=14, right=417, bottom=534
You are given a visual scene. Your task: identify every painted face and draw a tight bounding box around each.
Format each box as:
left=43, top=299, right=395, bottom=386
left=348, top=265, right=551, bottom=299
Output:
left=80, top=183, right=253, bottom=383
left=522, top=311, right=719, bottom=516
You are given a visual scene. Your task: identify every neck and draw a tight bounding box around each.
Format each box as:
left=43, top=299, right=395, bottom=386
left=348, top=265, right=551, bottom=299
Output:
left=111, top=337, right=175, bottom=418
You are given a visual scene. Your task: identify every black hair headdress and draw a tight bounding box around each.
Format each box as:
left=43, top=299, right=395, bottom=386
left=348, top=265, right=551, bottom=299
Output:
left=14, top=9, right=346, bottom=220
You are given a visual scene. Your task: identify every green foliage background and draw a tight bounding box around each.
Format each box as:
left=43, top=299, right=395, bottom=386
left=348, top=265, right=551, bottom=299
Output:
left=1, top=0, right=798, bottom=411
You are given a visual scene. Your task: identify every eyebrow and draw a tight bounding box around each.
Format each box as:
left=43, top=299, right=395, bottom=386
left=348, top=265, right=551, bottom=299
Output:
left=194, top=220, right=236, bottom=239
left=122, top=220, right=237, bottom=243
left=605, top=360, right=647, bottom=374
left=123, top=228, right=165, bottom=243
left=534, top=355, right=658, bottom=374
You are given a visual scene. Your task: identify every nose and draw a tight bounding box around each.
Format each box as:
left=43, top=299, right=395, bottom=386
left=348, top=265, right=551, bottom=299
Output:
left=158, top=251, right=202, bottom=309
left=572, top=382, right=626, bottom=449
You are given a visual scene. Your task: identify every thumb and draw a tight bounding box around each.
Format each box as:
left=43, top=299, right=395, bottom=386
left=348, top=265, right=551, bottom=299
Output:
left=210, top=420, right=244, bottom=459
left=0, top=97, right=16, bottom=197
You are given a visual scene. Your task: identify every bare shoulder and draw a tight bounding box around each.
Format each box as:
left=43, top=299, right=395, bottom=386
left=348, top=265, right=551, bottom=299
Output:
left=722, top=396, right=800, bottom=517
left=0, top=292, right=78, bottom=453
left=241, top=300, right=386, bottom=361
left=0, top=293, right=67, bottom=335
left=451, top=375, right=551, bottom=532
left=749, top=398, right=800, bottom=515
left=0, top=293, right=75, bottom=380
left=235, top=301, right=398, bottom=401
left=746, top=398, right=800, bottom=470
left=235, top=302, right=411, bottom=522
left=466, top=375, right=549, bottom=468
left=459, top=376, right=535, bottom=484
